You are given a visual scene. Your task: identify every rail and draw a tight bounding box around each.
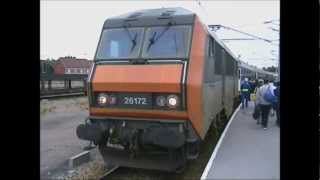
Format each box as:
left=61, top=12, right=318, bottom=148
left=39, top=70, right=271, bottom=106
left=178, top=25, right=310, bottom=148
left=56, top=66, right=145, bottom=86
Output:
left=99, top=165, right=119, bottom=180
left=40, top=91, right=85, bottom=99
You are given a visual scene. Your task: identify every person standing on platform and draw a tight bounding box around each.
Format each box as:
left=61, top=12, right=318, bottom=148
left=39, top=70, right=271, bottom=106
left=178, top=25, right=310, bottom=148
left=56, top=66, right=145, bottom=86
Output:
left=268, top=81, right=277, bottom=117
left=253, top=79, right=264, bottom=124
left=240, top=78, right=251, bottom=109
left=255, top=79, right=272, bottom=130
left=250, top=79, right=257, bottom=95
left=273, top=81, right=280, bottom=127
left=249, top=79, right=257, bottom=102
left=253, top=79, right=263, bottom=105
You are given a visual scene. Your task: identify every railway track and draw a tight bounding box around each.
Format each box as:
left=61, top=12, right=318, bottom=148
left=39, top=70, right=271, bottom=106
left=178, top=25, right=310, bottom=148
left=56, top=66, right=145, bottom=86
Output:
left=99, top=165, right=119, bottom=180
left=96, top=104, right=239, bottom=180
left=40, top=92, right=85, bottom=99
left=40, top=87, right=86, bottom=99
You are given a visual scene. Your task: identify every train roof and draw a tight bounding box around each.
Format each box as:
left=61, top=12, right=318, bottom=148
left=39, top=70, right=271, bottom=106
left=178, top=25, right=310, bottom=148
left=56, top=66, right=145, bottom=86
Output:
left=103, top=7, right=196, bottom=28
left=207, top=31, right=277, bottom=77
left=207, top=30, right=241, bottom=63
left=206, top=27, right=277, bottom=78
left=238, top=61, right=277, bottom=76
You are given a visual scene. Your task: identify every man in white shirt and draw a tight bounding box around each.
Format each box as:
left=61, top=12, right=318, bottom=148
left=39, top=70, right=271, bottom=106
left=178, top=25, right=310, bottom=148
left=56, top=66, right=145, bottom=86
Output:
left=255, top=79, right=272, bottom=130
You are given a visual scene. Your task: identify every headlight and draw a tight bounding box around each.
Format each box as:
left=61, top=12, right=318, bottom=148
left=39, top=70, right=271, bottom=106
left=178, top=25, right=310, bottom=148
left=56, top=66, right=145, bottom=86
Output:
left=167, top=95, right=179, bottom=108
left=156, top=96, right=166, bottom=107
left=97, top=93, right=108, bottom=105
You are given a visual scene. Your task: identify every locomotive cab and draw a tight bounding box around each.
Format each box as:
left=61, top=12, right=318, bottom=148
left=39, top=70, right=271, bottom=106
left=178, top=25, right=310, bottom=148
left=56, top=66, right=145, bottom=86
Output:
left=76, top=7, right=239, bottom=172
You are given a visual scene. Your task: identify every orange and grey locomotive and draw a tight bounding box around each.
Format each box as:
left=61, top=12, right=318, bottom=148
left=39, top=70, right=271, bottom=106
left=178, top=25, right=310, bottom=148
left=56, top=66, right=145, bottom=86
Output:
left=76, top=7, right=239, bottom=172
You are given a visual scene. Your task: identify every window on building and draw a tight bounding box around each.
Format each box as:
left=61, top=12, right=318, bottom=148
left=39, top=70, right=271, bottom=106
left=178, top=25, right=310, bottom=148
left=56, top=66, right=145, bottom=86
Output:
left=65, top=68, right=71, bottom=74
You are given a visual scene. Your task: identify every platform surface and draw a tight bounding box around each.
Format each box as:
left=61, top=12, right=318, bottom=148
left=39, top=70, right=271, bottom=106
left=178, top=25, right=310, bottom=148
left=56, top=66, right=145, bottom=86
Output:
left=204, top=102, right=280, bottom=180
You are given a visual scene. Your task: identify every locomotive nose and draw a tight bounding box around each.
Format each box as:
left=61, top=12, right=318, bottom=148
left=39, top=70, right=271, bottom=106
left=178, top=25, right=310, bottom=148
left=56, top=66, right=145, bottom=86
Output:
left=91, top=64, right=183, bottom=93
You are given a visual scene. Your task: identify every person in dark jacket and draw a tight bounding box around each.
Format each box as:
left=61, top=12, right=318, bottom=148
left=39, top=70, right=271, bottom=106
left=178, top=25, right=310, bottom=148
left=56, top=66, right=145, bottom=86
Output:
left=249, top=79, right=257, bottom=94
left=240, top=78, right=251, bottom=109
left=273, top=81, right=280, bottom=127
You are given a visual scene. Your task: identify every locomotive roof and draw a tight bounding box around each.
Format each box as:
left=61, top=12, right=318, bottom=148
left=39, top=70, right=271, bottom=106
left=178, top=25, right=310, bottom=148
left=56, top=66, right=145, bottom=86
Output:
left=103, top=7, right=195, bottom=28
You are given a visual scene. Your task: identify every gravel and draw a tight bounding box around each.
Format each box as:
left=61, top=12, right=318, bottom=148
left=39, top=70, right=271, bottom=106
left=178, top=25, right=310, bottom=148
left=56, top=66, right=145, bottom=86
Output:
left=40, top=97, right=93, bottom=179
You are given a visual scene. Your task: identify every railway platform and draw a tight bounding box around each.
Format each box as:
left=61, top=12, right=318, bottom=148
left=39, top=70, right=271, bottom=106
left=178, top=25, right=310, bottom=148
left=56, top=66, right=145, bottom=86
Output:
left=201, top=102, right=280, bottom=180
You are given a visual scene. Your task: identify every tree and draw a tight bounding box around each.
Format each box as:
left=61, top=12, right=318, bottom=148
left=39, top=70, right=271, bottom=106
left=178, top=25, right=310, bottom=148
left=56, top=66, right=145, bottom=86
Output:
left=262, top=66, right=277, bottom=73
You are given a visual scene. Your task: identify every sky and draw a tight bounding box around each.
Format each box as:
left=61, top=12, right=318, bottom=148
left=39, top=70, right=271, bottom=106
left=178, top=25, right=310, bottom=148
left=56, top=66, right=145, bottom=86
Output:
left=40, top=0, right=279, bottom=68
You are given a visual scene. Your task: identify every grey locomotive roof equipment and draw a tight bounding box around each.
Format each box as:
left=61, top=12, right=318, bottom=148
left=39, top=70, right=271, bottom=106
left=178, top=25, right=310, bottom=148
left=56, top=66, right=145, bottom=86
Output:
left=103, top=7, right=196, bottom=28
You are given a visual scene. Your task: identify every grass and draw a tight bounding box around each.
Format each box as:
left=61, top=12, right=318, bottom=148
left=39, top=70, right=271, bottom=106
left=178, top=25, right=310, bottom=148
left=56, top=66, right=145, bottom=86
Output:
left=66, top=160, right=106, bottom=180
left=40, top=105, right=57, bottom=115
left=41, top=108, right=48, bottom=115
left=40, top=97, right=88, bottom=116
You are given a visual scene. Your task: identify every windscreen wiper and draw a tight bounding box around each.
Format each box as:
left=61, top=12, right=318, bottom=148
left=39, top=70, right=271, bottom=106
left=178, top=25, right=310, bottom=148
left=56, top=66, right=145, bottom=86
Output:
left=173, top=32, right=178, bottom=55
left=147, top=21, right=173, bottom=51
left=123, top=24, right=138, bottom=52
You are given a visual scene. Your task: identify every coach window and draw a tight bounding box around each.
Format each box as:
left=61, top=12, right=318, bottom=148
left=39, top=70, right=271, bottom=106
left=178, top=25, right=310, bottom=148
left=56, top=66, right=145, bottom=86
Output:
left=225, top=54, right=234, bottom=76
left=214, top=43, right=222, bottom=75
left=235, top=62, right=238, bottom=76
left=204, top=36, right=215, bottom=83
left=208, top=37, right=215, bottom=57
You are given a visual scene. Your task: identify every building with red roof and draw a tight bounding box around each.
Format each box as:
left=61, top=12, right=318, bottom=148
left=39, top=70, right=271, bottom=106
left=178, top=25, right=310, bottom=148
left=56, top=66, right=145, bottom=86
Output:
left=53, top=56, right=93, bottom=75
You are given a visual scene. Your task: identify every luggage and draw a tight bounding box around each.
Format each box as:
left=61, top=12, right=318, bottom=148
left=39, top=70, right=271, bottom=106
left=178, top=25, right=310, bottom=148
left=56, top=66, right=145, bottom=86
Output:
left=252, top=104, right=261, bottom=120
left=251, top=87, right=258, bottom=102
left=250, top=93, right=256, bottom=101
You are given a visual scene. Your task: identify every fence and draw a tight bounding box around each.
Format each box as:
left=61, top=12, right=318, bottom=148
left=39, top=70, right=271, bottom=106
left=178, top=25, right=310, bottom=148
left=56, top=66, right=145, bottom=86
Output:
left=40, top=74, right=88, bottom=96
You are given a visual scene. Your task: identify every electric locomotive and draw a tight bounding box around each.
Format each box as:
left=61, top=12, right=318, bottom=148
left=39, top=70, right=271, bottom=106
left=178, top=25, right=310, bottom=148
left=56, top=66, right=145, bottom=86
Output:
left=76, top=7, right=240, bottom=172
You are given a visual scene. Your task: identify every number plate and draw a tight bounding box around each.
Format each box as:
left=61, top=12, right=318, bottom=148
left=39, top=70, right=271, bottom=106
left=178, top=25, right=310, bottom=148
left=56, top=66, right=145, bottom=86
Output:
left=118, top=93, right=152, bottom=109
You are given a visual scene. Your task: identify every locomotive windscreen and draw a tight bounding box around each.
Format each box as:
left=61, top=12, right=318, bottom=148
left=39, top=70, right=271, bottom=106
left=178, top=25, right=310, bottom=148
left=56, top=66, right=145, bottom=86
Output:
left=95, top=25, right=192, bottom=60
left=96, top=27, right=144, bottom=60
left=142, top=25, right=192, bottom=59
